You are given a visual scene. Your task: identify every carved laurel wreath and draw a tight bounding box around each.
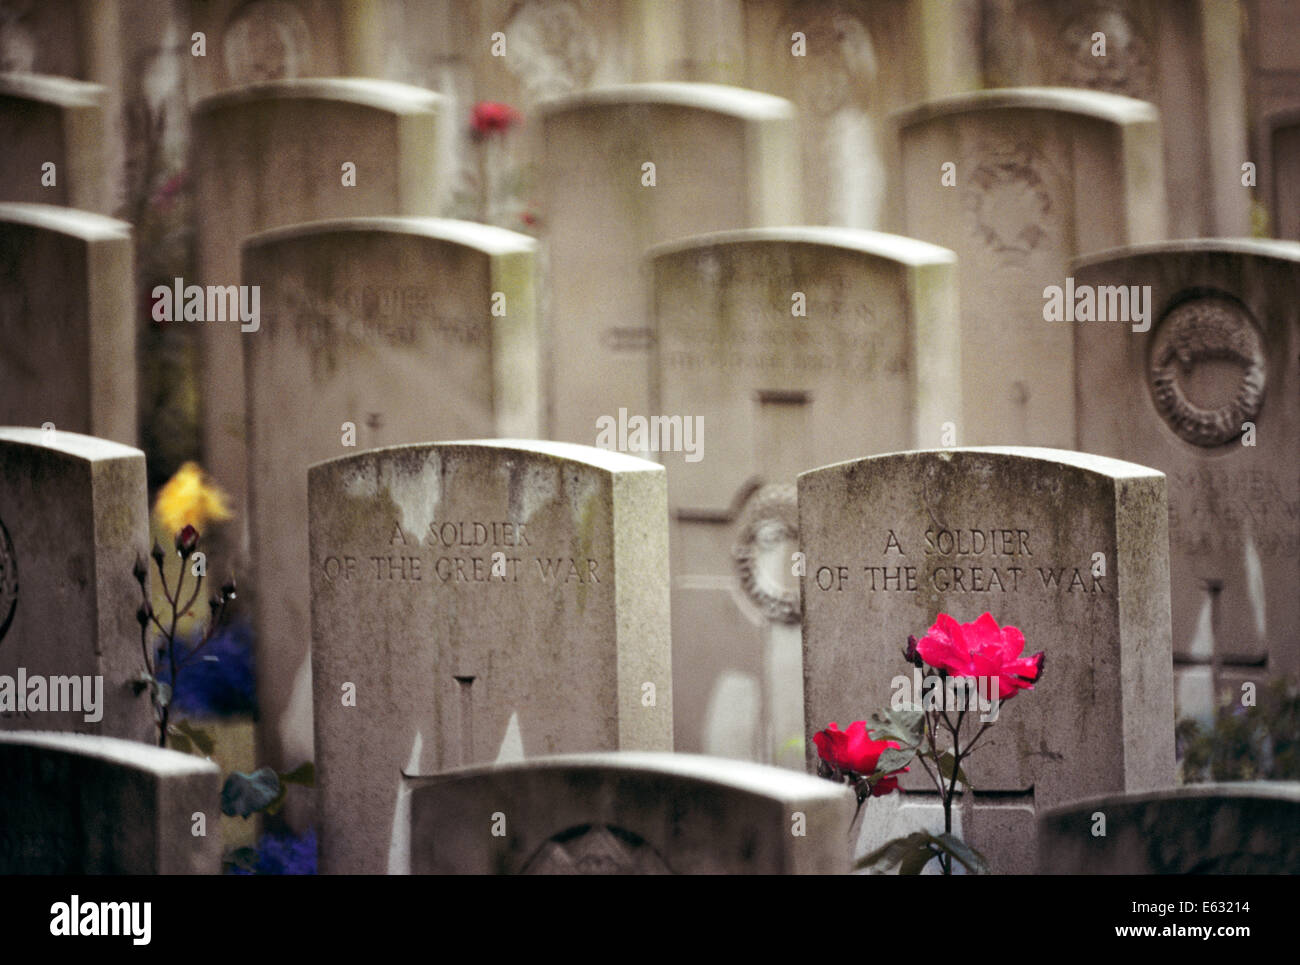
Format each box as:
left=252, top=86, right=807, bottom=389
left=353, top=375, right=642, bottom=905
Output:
left=1149, top=295, right=1266, bottom=448
left=731, top=483, right=801, bottom=625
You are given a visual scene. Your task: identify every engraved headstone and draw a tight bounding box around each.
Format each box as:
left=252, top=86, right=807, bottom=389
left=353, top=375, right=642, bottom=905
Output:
left=540, top=82, right=800, bottom=444
left=309, top=440, right=673, bottom=874
left=0, top=731, right=220, bottom=873
left=186, top=0, right=382, bottom=101
left=649, top=227, right=960, bottom=764
left=739, top=0, right=981, bottom=229
left=1039, top=783, right=1300, bottom=874
left=798, top=447, right=1175, bottom=873
left=0, top=203, right=136, bottom=445
left=0, top=72, right=108, bottom=213
left=407, top=752, right=853, bottom=874
left=242, top=217, right=539, bottom=775
left=981, top=0, right=1250, bottom=237
left=192, top=78, right=444, bottom=545
left=0, top=428, right=152, bottom=742
left=1073, top=240, right=1300, bottom=722
left=895, top=88, right=1166, bottom=447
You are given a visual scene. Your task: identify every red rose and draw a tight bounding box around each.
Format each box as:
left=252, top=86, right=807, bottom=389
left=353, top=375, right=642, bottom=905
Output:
left=175, top=524, right=200, bottom=557
left=471, top=101, right=522, bottom=136
left=916, top=612, right=1044, bottom=700
left=813, top=721, right=906, bottom=794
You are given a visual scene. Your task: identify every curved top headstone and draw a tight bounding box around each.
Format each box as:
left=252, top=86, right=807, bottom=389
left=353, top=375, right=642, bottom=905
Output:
left=309, top=439, right=672, bottom=875
left=1073, top=237, right=1300, bottom=271
left=892, top=86, right=1159, bottom=128
left=540, top=81, right=794, bottom=121
left=648, top=226, right=956, bottom=268
left=244, top=216, right=538, bottom=258
left=1038, top=782, right=1300, bottom=874
left=0, top=731, right=220, bottom=874
left=407, top=752, right=854, bottom=875
left=193, top=76, right=442, bottom=117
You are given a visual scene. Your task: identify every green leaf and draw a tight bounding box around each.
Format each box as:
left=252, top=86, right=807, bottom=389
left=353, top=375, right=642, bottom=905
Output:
left=931, top=832, right=991, bottom=874
left=853, top=831, right=932, bottom=872
left=899, top=841, right=939, bottom=875
left=221, top=767, right=282, bottom=818
left=168, top=730, right=192, bottom=754
left=869, top=708, right=924, bottom=747
left=937, top=751, right=973, bottom=789
left=175, top=719, right=216, bottom=756
left=875, top=746, right=916, bottom=774
left=279, top=761, right=315, bottom=787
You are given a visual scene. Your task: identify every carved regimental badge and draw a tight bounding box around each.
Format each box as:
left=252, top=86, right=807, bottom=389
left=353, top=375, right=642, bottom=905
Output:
left=1149, top=295, right=1266, bottom=447
left=0, top=516, right=16, bottom=643
left=731, top=484, right=801, bottom=625
left=521, top=824, right=673, bottom=875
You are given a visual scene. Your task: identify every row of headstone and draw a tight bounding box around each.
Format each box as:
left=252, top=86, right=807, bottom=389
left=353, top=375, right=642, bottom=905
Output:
left=162, top=0, right=1281, bottom=241
left=0, top=421, right=1278, bottom=874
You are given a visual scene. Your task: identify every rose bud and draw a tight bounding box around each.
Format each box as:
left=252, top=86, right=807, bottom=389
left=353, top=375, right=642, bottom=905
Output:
left=133, top=554, right=148, bottom=585
left=902, top=634, right=924, bottom=668
left=151, top=540, right=165, bottom=567
left=220, top=578, right=237, bottom=602
left=175, top=524, right=200, bottom=556
left=136, top=603, right=152, bottom=627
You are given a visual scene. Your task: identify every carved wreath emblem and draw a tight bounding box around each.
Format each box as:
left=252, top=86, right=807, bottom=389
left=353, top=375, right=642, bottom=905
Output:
left=1149, top=295, right=1266, bottom=447
left=731, top=484, right=801, bottom=625
left=522, top=824, right=672, bottom=875
left=0, top=516, right=17, bottom=643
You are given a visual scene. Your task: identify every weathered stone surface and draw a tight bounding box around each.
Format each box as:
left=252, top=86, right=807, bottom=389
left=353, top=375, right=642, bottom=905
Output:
left=0, top=730, right=221, bottom=874
left=0, top=428, right=152, bottom=742
left=0, top=203, right=136, bottom=445
left=799, top=446, right=1175, bottom=872
left=1074, top=239, right=1300, bottom=723
left=540, top=82, right=800, bottom=445
left=1039, top=782, right=1300, bottom=874
left=407, top=752, right=854, bottom=874
left=895, top=88, right=1166, bottom=446
left=309, top=440, right=672, bottom=874
left=649, top=227, right=959, bottom=764
left=243, top=216, right=539, bottom=775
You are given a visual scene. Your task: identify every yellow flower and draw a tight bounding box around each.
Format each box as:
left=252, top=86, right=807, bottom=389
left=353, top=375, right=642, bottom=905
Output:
left=154, top=462, right=233, bottom=535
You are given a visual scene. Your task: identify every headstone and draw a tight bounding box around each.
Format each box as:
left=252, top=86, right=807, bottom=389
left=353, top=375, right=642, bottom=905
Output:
left=0, top=428, right=153, bottom=742
left=1273, top=113, right=1300, bottom=240
left=378, top=0, right=684, bottom=227
left=0, top=0, right=117, bottom=80
left=1039, top=782, right=1300, bottom=874
left=0, top=72, right=108, bottom=213
left=191, top=78, right=444, bottom=543
left=738, top=0, right=982, bottom=229
left=407, top=752, right=853, bottom=874
left=540, top=82, right=800, bottom=444
left=309, top=440, right=673, bottom=874
left=980, top=0, right=1250, bottom=237
left=798, top=447, right=1175, bottom=873
left=894, top=88, right=1166, bottom=447
left=0, top=731, right=220, bottom=874
left=1073, top=240, right=1300, bottom=722
left=186, top=0, right=383, bottom=102
left=242, top=216, right=540, bottom=774
left=0, top=203, right=136, bottom=446
left=1245, top=0, right=1300, bottom=238
left=648, top=227, right=960, bottom=764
